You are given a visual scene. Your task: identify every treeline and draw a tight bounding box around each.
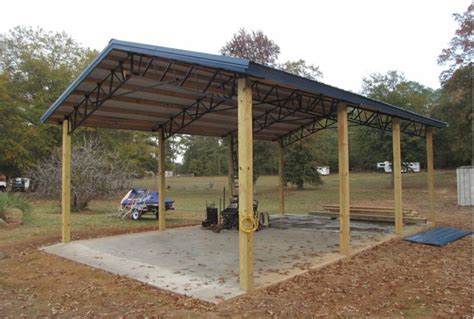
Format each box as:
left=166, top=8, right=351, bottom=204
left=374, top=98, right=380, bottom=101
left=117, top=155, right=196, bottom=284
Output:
left=0, top=5, right=471, bottom=190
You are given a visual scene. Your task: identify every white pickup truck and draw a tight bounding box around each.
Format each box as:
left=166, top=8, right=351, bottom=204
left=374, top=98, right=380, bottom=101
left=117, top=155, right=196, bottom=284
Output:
left=10, top=177, right=30, bottom=192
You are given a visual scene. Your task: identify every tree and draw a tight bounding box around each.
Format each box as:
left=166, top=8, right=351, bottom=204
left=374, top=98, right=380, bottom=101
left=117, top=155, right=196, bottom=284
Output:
left=438, top=4, right=473, bottom=82
left=220, top=28, right=280, bottom=66
left=0, top=26, right=164, bottom=180
left=432, top=4, right=473, bottom=167
left=220, top=28, right=324, bottom=187
left=0, top=26, right=96, bottom=176
left=30, top=137, right=132, bottom=211
left=350, top=71, right=437, bottom=170
left=221, top=29, right=281, bottom=184
left=284, top=140, right=322, bottom=190
left=280, top=59, right=323, bottom=81
left=431, top=66, right=472, bottom=167
left=179, top=136, right=226, bottom=176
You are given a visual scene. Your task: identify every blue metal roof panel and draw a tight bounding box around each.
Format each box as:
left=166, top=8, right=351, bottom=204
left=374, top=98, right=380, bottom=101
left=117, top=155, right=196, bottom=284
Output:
left=246, top=63, right=447, bottom=127
left=40, top=39, right=448, bottom=128
left=40, top=39, right=251, bottom=124
left=404, top=227, right=471, bottom=246
left=109, top=39, right=250, bottom=72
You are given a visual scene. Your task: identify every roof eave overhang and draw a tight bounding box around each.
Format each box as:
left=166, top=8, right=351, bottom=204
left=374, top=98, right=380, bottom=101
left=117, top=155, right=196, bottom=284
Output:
left=40, top=39, right=448, bottom=130
left=246, top=62, right=447, bottom=128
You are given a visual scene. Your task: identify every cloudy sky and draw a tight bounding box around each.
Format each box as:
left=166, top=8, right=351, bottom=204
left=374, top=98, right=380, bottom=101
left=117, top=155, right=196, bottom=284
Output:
left=0, top=0, right=469, bottom=92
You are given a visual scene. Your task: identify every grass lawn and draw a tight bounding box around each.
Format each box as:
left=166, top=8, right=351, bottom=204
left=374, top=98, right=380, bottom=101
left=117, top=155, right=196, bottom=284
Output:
left=138, top=169, right=455, bottom=214
left=1, top=170, right=456, bottom=245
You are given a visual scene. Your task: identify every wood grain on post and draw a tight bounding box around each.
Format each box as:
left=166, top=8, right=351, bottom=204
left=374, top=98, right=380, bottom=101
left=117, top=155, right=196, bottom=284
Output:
left=227, top=135, right=234, bottom=196
left=62, top=119, right=71, bottom=243
left=426, top=127, right=435, bottom=223
left=278, top=141, right=285, bottom=215
left=158, top=128, right=166, bottom=231
left=337, top=104, right=350, bottom=256
left=238, top=78, right=254, bottom=291
left=392, top=118, right=403, bottom=236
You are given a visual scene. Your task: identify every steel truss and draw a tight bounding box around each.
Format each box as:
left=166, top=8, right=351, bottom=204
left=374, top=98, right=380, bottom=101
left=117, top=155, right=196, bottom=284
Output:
left=278, top=117, right=338, bottom=147
left=161, top=77, right=236, bottom=138
left=67, top=53, right=132, bottom=133
left=66, top=51, right=237, bottom=134
left=66, top=54, right=427, bottom=143
left=276, top=105, right=426, bottom=148
left=245, top=81, right=427, bottom=147
left=223, top=81, right=337, bottom=140
left=346, top=107, right=426, bottom=138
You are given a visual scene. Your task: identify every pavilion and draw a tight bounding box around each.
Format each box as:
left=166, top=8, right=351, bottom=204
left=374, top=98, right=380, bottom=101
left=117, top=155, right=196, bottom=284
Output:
left=40, top=39, right=447, bottom=291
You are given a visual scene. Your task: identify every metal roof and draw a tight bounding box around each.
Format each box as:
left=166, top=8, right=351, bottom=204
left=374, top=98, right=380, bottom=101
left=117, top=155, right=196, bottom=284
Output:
left=404, top=227, right=471, bottom=247
left=41, top=39, right=447, bottom=144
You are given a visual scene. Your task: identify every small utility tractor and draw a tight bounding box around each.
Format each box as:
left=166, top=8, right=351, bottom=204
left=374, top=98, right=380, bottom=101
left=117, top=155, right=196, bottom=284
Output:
left=202, top=195, right=269, bottom=232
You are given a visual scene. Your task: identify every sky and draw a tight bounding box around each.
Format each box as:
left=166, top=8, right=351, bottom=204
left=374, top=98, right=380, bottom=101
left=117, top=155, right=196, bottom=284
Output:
left=0, top=0, right=469, bottom=92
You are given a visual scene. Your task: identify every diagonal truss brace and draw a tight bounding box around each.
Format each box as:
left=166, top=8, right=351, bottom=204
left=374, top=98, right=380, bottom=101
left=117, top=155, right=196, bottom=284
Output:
left=161, top=92, right=233, bottom=139
left=67, top=54, right=133, bottom=133
left=161, top=76, right=237, bottom=139
left=347, top=107, right=426, bottom=137
left=67, top=52, right=237, bottom=134
left=223, top=81, right=338, bottom=140
left=278, top=117, right=338, bottom=147
left=276, top=104, right=426, bottom=147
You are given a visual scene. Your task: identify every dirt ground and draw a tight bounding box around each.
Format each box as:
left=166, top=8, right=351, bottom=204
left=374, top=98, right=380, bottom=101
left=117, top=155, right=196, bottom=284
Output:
left=0, top=194, right=472, bottom=317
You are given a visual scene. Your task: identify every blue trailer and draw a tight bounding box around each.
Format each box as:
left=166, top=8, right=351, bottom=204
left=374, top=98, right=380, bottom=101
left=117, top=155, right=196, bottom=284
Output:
left=120, top=188, right=174, bottom=220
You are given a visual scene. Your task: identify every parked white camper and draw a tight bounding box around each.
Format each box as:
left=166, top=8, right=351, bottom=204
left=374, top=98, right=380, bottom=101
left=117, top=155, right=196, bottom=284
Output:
left=376, top=161, right=390, bottom=171
left=317, top=166, right=330, bottom=176
left=407, top=162, right=420, bottom=173
left=378, top=161, right=420, bottom=173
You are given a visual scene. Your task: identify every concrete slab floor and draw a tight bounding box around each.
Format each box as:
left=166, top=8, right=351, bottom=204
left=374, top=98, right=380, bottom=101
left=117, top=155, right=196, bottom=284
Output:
left=41, top=215, right=423, bottom=303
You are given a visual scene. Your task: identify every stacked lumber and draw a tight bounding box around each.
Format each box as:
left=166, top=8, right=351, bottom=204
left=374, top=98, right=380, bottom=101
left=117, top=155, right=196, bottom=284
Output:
left=309, top=205, right=426, bottom=224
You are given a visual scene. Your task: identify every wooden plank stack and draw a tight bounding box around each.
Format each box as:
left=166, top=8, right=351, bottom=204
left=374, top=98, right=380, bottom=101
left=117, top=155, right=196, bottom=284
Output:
left=309, top=205, right=427, bottom=224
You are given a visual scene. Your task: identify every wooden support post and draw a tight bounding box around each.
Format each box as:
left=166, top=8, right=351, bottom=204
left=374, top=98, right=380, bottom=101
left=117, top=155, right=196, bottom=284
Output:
left=158, top=128, right=166, bottom=231
left=426, top=127, right=435, bottom=224
left=154, top=141, right=159, bottom=192
left=238, top=78, right=254, bottom=291
left=227, top=135, right=234, bottom=196
left=278, top=141, right=285, bottom=215
left=61, top=119, right=71, bottom=243
left=392, top=118, right=403, bottom=236
left=337, top=104, right=350, bottom=256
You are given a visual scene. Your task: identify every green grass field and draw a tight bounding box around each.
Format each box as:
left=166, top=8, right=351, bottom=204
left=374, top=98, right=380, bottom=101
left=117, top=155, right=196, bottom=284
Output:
left=143, top=170, right=455, bottom=212
left=0, top=170, right=457, bottom=244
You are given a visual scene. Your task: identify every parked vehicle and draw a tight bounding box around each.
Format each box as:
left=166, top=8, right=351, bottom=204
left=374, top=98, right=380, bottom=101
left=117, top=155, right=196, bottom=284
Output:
left=0, top=174, right=6, bottom=192
left=10, top=177, right=30, bottom=192
left=377, top=161, right=420, bottom=173
left=119, top=188, right=175, bottom=220
left=316, top=166, right=330, bottom=176
left=376, top=161, right=389, bottom=172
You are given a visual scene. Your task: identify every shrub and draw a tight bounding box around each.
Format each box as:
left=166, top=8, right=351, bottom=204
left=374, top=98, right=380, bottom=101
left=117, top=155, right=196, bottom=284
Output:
left=29, top=137, right=132, bottom=211
left=0, top=192, right=31, bottom=221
